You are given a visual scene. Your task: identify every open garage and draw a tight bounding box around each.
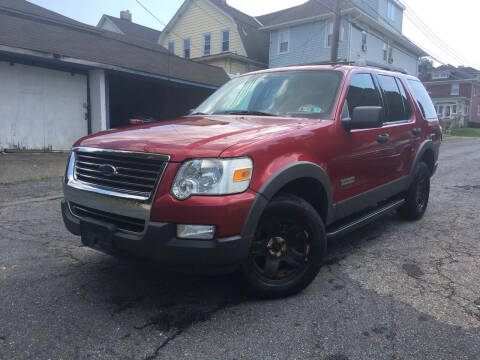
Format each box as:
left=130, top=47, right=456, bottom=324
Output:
left=107, top=72, right=215, bottom=128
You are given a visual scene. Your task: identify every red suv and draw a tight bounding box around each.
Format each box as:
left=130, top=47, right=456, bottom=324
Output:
left=62, top=65, right=440, bottom=298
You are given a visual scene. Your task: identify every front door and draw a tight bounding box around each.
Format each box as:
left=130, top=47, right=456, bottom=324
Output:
left=330, top=72, right=409, bottom=220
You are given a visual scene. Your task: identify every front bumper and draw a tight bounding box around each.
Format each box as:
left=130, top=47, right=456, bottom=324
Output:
left=61, top=200, right=251, bottom=267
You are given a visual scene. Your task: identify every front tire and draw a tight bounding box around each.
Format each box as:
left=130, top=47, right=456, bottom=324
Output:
left=397, top=161, right=431, bottom=221
left=240, top=194, right=326, bottom=299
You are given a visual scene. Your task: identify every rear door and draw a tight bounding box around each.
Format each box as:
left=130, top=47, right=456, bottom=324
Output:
left=375, top=74, right=418, bottom=182
left=406, top=79, right=442, bottom=158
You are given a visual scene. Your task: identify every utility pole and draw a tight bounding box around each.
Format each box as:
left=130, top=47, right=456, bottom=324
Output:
left=330, top=0, right=342, bottom=63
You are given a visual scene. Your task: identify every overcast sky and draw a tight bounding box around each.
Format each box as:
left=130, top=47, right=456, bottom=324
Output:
left=28, top=0, right=480, bottom=69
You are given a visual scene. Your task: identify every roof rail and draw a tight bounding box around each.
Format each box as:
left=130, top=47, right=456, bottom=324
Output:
left=297, top=60, right=409, bottom=74
left=355, top=60, right=409, bottom=74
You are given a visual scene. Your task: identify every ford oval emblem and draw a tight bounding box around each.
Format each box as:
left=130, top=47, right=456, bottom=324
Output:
left=98, top=164, right=118, bottom=177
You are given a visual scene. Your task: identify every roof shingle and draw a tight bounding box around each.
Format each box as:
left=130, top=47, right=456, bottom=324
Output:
left=0, top=0, right=229, bottom=88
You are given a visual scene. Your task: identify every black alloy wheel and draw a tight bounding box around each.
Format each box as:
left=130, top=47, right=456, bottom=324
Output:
left=241, top=194, right=326, bottom=298
left=251, top=216, right=311, bottom=282
left=398, top=161, right=431, bottom=221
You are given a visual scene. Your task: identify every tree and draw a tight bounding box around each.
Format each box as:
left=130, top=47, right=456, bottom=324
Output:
left=418, top=57, right=434, bottom=81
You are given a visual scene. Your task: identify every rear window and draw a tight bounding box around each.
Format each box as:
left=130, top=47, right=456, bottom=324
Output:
left=407, top=79, right=438, bottom=120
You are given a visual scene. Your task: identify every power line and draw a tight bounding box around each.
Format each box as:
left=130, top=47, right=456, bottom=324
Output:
left=135, top=0, right=206, bottom=56
left=351, top=0, right=448, bottom=65
left=355, top=0, right=471, bottom=67
left=402, top=1, right=478, bottom=68
left=135, top=0, right=167, bottom=27
left=402, top=1, right=468, bottom=62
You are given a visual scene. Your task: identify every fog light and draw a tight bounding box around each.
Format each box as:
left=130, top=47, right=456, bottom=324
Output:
left=177, top=224, right=216, bottom=240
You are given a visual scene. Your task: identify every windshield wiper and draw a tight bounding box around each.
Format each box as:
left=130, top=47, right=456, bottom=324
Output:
left=190, top=112, right=207, bottom=115
left=214, top=110, right=276, bottom=116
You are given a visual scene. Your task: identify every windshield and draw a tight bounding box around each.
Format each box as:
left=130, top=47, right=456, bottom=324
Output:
left=194, top=70, right=343, bottom=119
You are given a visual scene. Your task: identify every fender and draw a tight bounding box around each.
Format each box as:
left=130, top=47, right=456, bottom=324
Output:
left=241, top=162, right=334, bottom=239
left=409, top=140, right=435, bottom=185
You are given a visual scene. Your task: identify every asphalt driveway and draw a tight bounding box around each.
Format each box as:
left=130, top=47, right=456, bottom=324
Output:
left=0, top=139, right=479, bottom=360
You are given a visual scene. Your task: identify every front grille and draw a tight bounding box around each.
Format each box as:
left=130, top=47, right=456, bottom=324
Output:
left=73, top=149, right=169, bottom=199
left=70, top=202, right=145, bottom=233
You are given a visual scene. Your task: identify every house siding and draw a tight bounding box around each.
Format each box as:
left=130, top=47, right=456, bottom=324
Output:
left=100, top=19, right=122, bottom=34
left=204, top=58, right=249, bottom=75
left=268, top=18, right=418, bottom=75
left=269, top=19, right=350, bottom=68
left=470, top=85, right=480, bottom=124
left=351, top=0, right=379, bottom=19
left=427, top=83, right=472, bottom=98
left=160, top=0, right=246, bottom=59
left=378, top=0, right=403, bottom=33
left=349, top=24, right=418, bottom=75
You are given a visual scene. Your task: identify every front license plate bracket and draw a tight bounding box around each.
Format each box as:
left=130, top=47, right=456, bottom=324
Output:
left=80, top=219, right=116, bottom=253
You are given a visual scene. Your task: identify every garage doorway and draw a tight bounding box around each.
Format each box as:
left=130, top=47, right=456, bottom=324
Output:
left=107, top=72, right=215, bottom=128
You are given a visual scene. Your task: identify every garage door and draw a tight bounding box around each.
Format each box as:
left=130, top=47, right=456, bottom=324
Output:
left=0, top=61, right=88, bottom=151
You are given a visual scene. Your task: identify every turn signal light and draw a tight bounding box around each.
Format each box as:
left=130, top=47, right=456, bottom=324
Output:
left=233, top=168, right=251, bottom=182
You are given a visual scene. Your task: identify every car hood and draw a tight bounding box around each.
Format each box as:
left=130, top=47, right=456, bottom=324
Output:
left=76, top=115, right=319, bottom=162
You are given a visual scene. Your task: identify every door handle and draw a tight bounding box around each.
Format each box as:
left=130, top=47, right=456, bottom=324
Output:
left=412, top=128, right=422, bottom=136
left=377, top=133, right=390, bottom=143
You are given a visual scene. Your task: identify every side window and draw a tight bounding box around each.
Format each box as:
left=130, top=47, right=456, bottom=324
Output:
left=377, top=75, right=407, bottom=122
left=395, top=78, right=412, bottom=119
left=345, top=73, right=382, bottom=116
left=407, top=79, right=438, bottom=120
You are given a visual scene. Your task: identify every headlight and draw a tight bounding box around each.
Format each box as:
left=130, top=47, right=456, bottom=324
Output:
left=171, top=157, right=253, bottom=200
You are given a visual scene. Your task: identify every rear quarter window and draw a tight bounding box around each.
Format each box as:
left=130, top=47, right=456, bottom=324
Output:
left=407, top=80, right=438, bottom=120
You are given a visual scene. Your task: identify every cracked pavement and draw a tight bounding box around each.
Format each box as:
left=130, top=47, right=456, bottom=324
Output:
left=1, top=139, right=479, bottom=359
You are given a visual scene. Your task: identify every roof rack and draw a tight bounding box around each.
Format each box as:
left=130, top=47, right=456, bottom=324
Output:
left=299, top=60, right=409, bottom=75
left=356, top=60, right=409, bottom=74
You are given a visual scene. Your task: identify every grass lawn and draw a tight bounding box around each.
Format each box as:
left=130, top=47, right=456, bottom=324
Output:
left=450, top=128, right=480, bottom=137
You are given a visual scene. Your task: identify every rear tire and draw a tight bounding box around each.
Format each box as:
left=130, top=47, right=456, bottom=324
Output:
left=397, top=161, right=431, bottom=221
left=240, top=194, right=326, bottom=299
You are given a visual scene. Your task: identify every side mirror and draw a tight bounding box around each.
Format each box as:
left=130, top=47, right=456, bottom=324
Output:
left=342, top=106, right=384, bottom=131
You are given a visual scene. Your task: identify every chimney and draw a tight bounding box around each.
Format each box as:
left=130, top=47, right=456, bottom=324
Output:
left=120, top=10, right=132, bottom=22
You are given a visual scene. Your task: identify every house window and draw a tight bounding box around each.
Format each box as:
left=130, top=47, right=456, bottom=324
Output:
left=388, top=46, right=394, bottom=64
left=432, top=72, right=449, bottom=80
left=168, top=41, right=175, bottom=54
left=452, top=104, right=457, bottom=114
left=326, top=22, right=333, bottom=48
left=361, top=31, right=367, bottom=52
left=278, top=29, right=290, bottom=54
left=325, top=22, right=344, bottom=48
left=183, top=38, right=190, bottom=59
left=438, top=105, right=444, bottom=116
left=204, top=34, right=211, bottom=56
left=477, top=104, right=480, bottom=116
left=465, top=104, right=470, bottom=115
left=222, top=30, right=230, bottom=52
left=387, top=1, right=396, bottom=20
left=451, top=84, right=460, bottom=95
left=383, top=43, right=388, bottom=61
